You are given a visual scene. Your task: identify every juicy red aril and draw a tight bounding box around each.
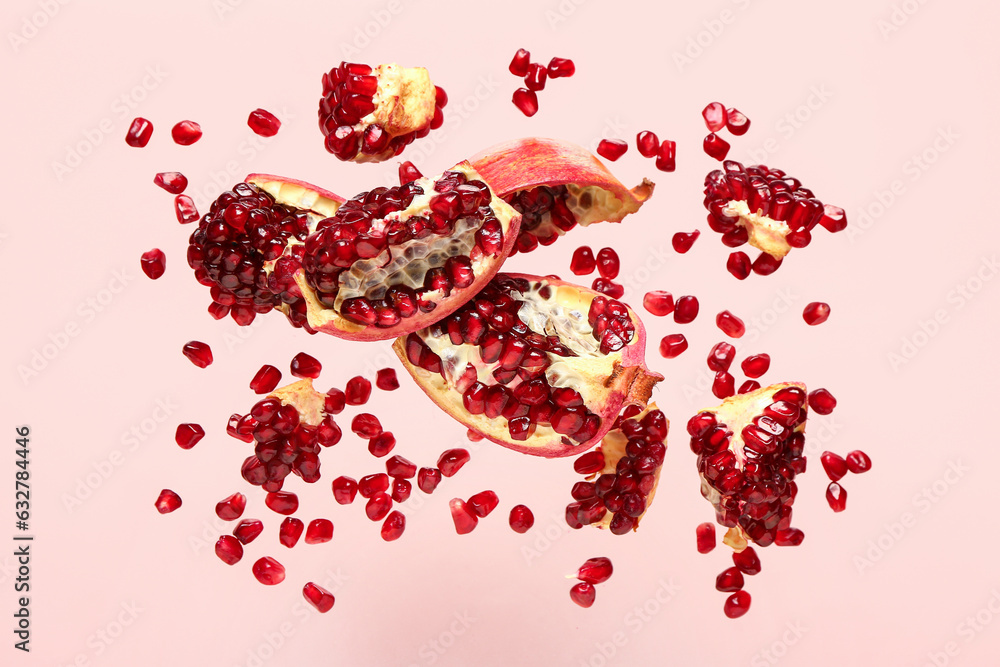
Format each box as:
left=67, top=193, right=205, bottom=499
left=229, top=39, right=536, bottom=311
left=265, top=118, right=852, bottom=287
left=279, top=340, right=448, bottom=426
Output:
left=826, top=482, right=847, bottom=512
left=172, top=120, right=202, bottom=145
left=215, top=493, right=246, bottom=521
left=596, top=247, right=620, bottom=279
left=673, top=296, right=699, bottom=324
left=175, top=423, right=205, bottom=449
left=597, top=139, right=628, bottom=161
left=636, top=131, right=659, bottom=158
left=368, top=432, right=396, bottom=457
left=358, top=473, right=389, bottom=498
left=252, top=557, right=286, bottom=585
left=574, top=451, right=605, bottom=474
left=716, top=311, right=746, bottom=338
left=570, top=582, right=595, bottom=608
left=154, top=172, right=188, bottom=194
left=738, top=380, right=761, bottom=394
left=376, top=368, right=399, bottom=391
left=741, top=354, right=770, bottom=378
left=391, top=479, right=411, bottom=502
left=265, top=491, right=299, bottom=515
left=450, top=498, right=478, bottom=534
left=386, top=455, right=417, bottom=479
left=250, top=365, right=281, bottom=394
left=655, top=140, right=677, bottom=172
left=325, top=389, right=346, bottom=414
left=752, top=253, right=782, bottom=276
left=512, top=88, right=538, bottom=117
left=703, top=133, right=731, bottom=161
left=279, top=517, right=304, bottom=547
left=570, top=246, right=596, bottom=275
left=468, top=490, right=499, bottom=517
left=726, top=108, right=750, bottom=135
left=819, top=204, right=848, bottom=233
left=702, top=102, right=728, bottom=132
left=775, top=528, right=805, bottom=546
left=345, top=376, right=372, bottom=405
left=727, top=251, right=751, bottom=280
left=821, top=451, right=848, bottom=481
left=577, top=557, right=613, bottom=584
left=644, top=291, right=674, bottom=316
left=509, top=505, right=534, bottom=533
left=724, top=591, right=751, bottom=618
left=215, top=536, right=243, bottom=565
left=352, top=414, right=382, bottom=439
left=174, top=195, right=199, bottom=224
left=716, top=567, right=744, bottom=592
left=302, top=582, right=335, bottom=612
left=659, top=334, right=688, bottom=359
left=712, top=372, right=735, bottom=399
left=524, top=63, right=548, bottom=91
left=381, top=511, right=406, bottom=541
left=141, top=249, right=166, bottom=280
left=803, top=302, right=831, bottom=325
left=809, top=388, right=837, bottom=414
left=155, top=489, right=182, bottom=513
left=366, top=493, right=393, bottom=521
left=417, top=467, right=442, bottom=494
left=696, top=522, right=716, bottom=553
left=290, top=353, right=321, bottom=378
left=438, top=449, right=470, bottom=477
left=125, top=117, right=153, bottom=147
left=305, top=519, right=334, bottom=544
left=592, top=277, right=624, bottom=299
left=182, top=341, right=213, bottom=368
left=332, top=476, right=357, bottom=504
left=247, top=108, right=281, bottom=137
left=733, top=547, right=761, bottom=575
left=509, top=48, right=530, bottom=76
left=233, top=519, right=263, bottom=544
left=672, top=231, right=700, bottom=254
left=846, top=450, right=872, bottom=474
left=398, top=161, right=423, bottom=184
left=547, top=57, right=575, bottom=78
left=707, top=342, right=736, bottom=372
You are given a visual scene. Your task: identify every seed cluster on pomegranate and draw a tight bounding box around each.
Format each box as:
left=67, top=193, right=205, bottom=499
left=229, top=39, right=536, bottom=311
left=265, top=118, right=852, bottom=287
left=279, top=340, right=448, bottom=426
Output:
left=508, top=48, right=575, bottom=117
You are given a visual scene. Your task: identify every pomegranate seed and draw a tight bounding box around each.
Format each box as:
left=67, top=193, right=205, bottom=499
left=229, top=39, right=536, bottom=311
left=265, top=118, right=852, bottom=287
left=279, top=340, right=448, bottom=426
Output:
left=703, top=133, right=731, bottom=161
left=724, top=591, right=751, bottom=618
left=655, top=139, right=677, bottom=172
left=726, top=107, right=751, bottom=135
left=468, top=490, right=499, bottom=517
left=345, top=376, right=372, bottom=405
left=233, top=519, right=263, bottom=544
left=672, top=231, right=700, bottom=254
left=597, top=139, right=628, bottom=161
left=352, top=414, right=383, bottom=439
left=570, top=246, right=596, bottom=275
left=570, top=582, right=596, bottom=608
left=140, top=249, right=165, bottom=280
left=595, top=248, right=620, bottom=280
left=574, top=450, right=605, bottom=475
left=250, top=365, right=281, bottom=394
left=290, top=352, right=321, bottom=378
left=508, top=505, right=534, bottom=533
left=547, top=57, right=575, bottom=78
left=577, top=557, right=613, bottom=584
left=366, top=493, right=393, bottom=521
left=821, top=451, right=848, bottom=481
left=509, top=48, right=531, bottom=76
left=154, top=489, right=182, bottom=514
left=332, top=476, right=358, bottom=504
left=386, top=455, right=417, bottom=479
left=252, top=557, right=286, bottom=585
left=175, top=195, right=199, bottom=224
left=175, top=423, right=204, bottom=449
left=716, top=311, right=746, bottom=338
left=702, top=102, right=728, bottom=132
left=215, top=536, right=244, bottom=565
left=826, top=482, right=847, bottom=512
left=733, top=547, right=761, bottom=575
left=153, top=171, right=188, bottom=194
left=636, top=131, right=659, bottom=157
left=449, top=498, right=478, bottom=534
left=592, top=277, right=624, bottom=299
left=818, top=204, right=847, bottom=233
left=775, top=528, right=805, bottom=546
left=715, top=567, right=744, bottom=592
left=512, top=88, right=538, bottom=117
left=741, top=354, right=770, bottom=378
left=171, top=120, right=202, bottom=145
left=524, top=62, right=548, bottom=91
left=265, top=491, right=298, bottom=515
left=673, top=296, right=699, bottom=324
left=643, top=291, right=674, bottom=317
left=809, top=388, right=837, bottom=414
left=391, top=478, right=412, bottom=502
left=215, top=493, right=246, bottom=521
left=279, top=517, right=304, bottom=547
left=752, top=252, right=782, bottom=276
left=125, top=117, right=153, bottom=147
left=182, top=341, right=213, bottom=368
left=381, top=511, right=406, bottom=541
left=659, top=334, right=688, bottom=359
left=846, top=450, right=872, bottom=474
left=417, top=467, right=442, bottom=494
left=398, top=161, right=423, bottom=184
left=247, top=108, right=281, bottom=137
left=712, top=372, right=735, bottom=399
left=437, top=449, right=470, bottom=477
left=803, top=302, right=831, bottom=325
left=358, top=473, right=389, bottom=498
left=738, top=380, right=761, bottom=394
left=325, top=389, right=346, bottom=414
left=305, top=519, right=334, bottom=544
left=707, top=342, right=736, bottom=372
left=727, top=251, right=751, bottom=280
left=696, top=522, right=716, bottom=553
left=302, top=582, right=335, bottom=612
left=368, top=432, right=396, bottom=457
left=375, top=368, right=399, bottom=391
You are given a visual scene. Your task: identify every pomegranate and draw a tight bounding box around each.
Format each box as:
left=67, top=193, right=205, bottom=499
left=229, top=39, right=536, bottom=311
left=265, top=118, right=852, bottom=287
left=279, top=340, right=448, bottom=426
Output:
left=508, top=505, right=534, bottom=533
left=597, top=139, right=628, bottom=161
left=248, top=109, right=281, bottom=137
left=172, top=121, right=202, bottom=145
left=154, top=489, right=182, bottom=514
left=303, top=582, right=335, bottom=612
left=318, top=62, right=445, bottom=162
left=393, top=274, right=662, bottom=457
left=125, top=117, right=153, bottom=147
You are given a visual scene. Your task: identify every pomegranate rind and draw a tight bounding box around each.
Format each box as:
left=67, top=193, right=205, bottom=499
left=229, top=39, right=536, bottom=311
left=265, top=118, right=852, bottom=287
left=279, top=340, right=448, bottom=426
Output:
left=392, top=273, right=662, bottom=458
left=372, top=64, right=436, bottom=139
left=725, top=200, right=792, bottom=259
left=246, top=174, right=345, bottom=217
left=269, top=379, right=326, bottom=426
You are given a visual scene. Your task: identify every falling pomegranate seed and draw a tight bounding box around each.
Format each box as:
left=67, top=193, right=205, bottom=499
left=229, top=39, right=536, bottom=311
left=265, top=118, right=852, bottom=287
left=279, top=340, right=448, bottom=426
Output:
left=466, top=429, right=483, bottom=442
left=247, top=108, right=281, bottom=137
left=597, top=139, right=628, bottom=162
left=547, top=57, right=575, bottom=78
left=724, top=591, right=751, bottom=618
left=368, top=432, right=396, bottom=457
left=345, top=377, right=372, bottom=405
left=826, top=482, right=848, bottom=512
left=740, top=354, right=770, bottom=378
left=449, top=498, right=478, bottom=534
left=524, top=63, right=547, bottom=91
left=672, top=231, right=700, bottom=254
left=279, top=517, right=304, bottom=547
left=437, top=449, right=470, bottom=477
left=398, top=161, right=423, bottom=185
left=154, top=489, right=182, bottom=514
left=738, top=380, right=761, bottom=394
left=508, top=505, right=534, bottom=533
left=358, top=473, right=389, bottom=498
left=595, top=248, right=620, bottom=279
left=174, top=194, right=199, bottom=224
left=417, top=467, right=442, bottom=494
left=305, top=519, right=334, bottom=544
left=182, top=341, right=213, bottom=368
left=570, top=582, right=596, bottom=608
left=509, top=48, right=531, bottom=76
left=643, top=291, right=674, bottom=317
left=703, top=133, right=731, bottom=161
left=577, top=557, right=613, bottom=584
left=707, top=342, right=736, bottom=372
left=715, top=567, right=745, bottom=592
left=233, top=519, right=263, bottom=544
left=725, top=107, right=750, bottom=135
left=302, top=582, right=335, bottom=612
left=655, top=139, right=677, bottom=172
left=716, top=311, right=746, bottom=338
left=140, top=249, right=166, bottom=280
left=820, top=451, right=848, bottom=481
left=512, top=88, right=539, bottom=117
left=391, top=479, right=412, bottom=503
left=153, top=171, right=188, bottom=194
left=386, top=455, right=417, bottom=479
left=325, top=389, right=346, bottom=415
left=366, top=493, right=393, bottom=521
left=332, top=476, right=358, bottom=505
left=803, top=302, right=831, bottom=325
left=570, top=246, right=596, bottom=275
left=808, top=388, right=837, bottom=415
left=174, top=423, right=205, bottom=449
left=702, top=102, right=728, bottom=132
left=125, top=117, right=153, bottom=147
left=659, top=334, right=688, bottom=359
left=818, top=204, right=848, bottom=233
left=752, top=252, right=782, bottom=276
left=171, top=120, right=202, bottom=145
left=252, top=557, right=286, bottom=585
left=381, top=511, right=406, bottom=541
left=215, top=493, right=247, bottom=521
left=636, top=131, right=659, bottom=158
left=352, top=414, right=382, bottom=439
left=250, top=365, right=282, bottom=394
left=264, top=491, right=299, bottom=515
left=846, top=450, right=872, bottom=474
left=592, top=277, right=624, bottom=299
left=215, top=536, right=244, bottom=565
left=712, top=372, right=735, bottom=399
left=468, top=490, right=500, bottom=517
left=733, top=547, right=761, bottom=575
left=775, top=528, right=805, bottom=547
left=375, top=368, right=399, bottom=391
left=573, top=450, right=605, bottom=475
left=290, top=352, right=321, bottom=379
left=696, top=522, right=716, bottom=553
left=673, top=296, right=699, bottom=324
left=727, top=251, right=751, bottom=280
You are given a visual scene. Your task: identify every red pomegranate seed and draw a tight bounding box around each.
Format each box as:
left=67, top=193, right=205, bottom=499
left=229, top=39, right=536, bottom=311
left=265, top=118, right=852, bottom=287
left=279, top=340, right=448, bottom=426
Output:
left=715, top=567, right=744, bottom=592
left=153, top=171, right=188, bottom=194
left=182, top=341, right=213, bottom=368
left=592, top=277, right=624, bottom=299
left=573, top=450, right=605, bottom=475
left=332, top=476, right=358, bottom=505
left=702, top=102, right=728, bottom=132
left=215, top=492, right=246, bottom=521
left=570, top=582, right=596, bottom=608
left=302, top=582, right=335, bottom=612
left=250, top=365, right=281, bottom=394
left=437, top=449, right=470, bottom=477
left=265, top=491, right=299, bottom=515
left=391, top=479, right=412, bottom=503
left=775, top=528, right=805, bottom=546
left=305, top=519, right=334, bottom=544
left=724, top=591, right=751, bottom=618
left=818, top=204, right=848, bottom=233
left=512, top=88, right=538, bottom=117
left=577, top=557, right=613, bottom=584
left=636, top=131, right=659, bottom=158
left=509, top=48, right=531, bottom=76
left=154, top=489, right=182, bottom=514
left=597, top=139, right=628, bottom=162
left=712, top=372, right=735, bottom=399
left=733, top=547, right=761, bottom=575
left=727, top=251, right=751, bottom=280
left=707, top=342, right=736, bottom=372
left=233, top=519, right=263, bottom=544
left=809, top=388, right=837, bottom=415
left=171, top=120, right=202, bottom=145
left=803, top=302, right=831, bottom=325
left=547, top=57, right=575, bottom=78
left=696, top=522, right=716, bottom=553
left=386, top=455, right=417, bottom=479
left=358, top=473, right=389, bottom=498
left=381, top=511, right=406, bottom=541
left=741, top=354, right=770, bottom=378
left=345, top=376, right=372, bottom=405
left=449, top=498, right=478, bottom=534
left=325, top=389, right=346, bottom=415
left=368, top=432, right=396, bottom=457
left=215, top=536, right=243, bottom=565
left=174, top=423, right=204, bottom=449
left=738, top=380, right=761, bottom=394
left=175, top=194, right=199, bottom=224
left=252, top=557, right=286, bottom=585
left=468, top=490, right=499, bottom=517
left=508, top=505, right=534, bottom=533
left=672, top=231, right=700, bottom=254
left=846, top=450, right=872, bottom=474
left=140, top=249, right=165, bottom=280
left=375, top=368, right=399, bottom=391
left=366, top=493, right=393, bottom=521
left=247, top=108, right=281, bottom=137
left=655, top=139, right=677, bottom=172
left=398, top=161, right=423, bottom=185
left=673, top=296, right=699, bottom=324
left=820, top=451, right=848, bottom=481
left=659, top=334, right=688, bottom=359
left=643, top=291, right=674, bottom=317
left=716, top=311, right=746, bottom=338
left=290, top=352, right=321, bottom=379
left=752, top=252, right=782, bottom=276
left=703, top=133, right=731, bottom=161
left=524, top=63, right=548, bottom=91
left=826, top=482, right=847, bottom=512
left=279, top=517, right=304, bottom=547
left=417, top=467, right=442, bottom=494
left=570, top=246, right=596, bottom=275
left=125, top=117, right=153, bottom=147
left=725, top=107, right=750, bottom=135
left=596, top=248, right=620, bottom=279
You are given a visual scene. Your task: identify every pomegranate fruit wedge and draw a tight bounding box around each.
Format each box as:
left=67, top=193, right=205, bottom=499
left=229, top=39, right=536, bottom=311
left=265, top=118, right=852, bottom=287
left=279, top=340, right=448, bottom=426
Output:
left=319, top=62, right=446, bottom=162
left=393, top=273, right=662, bottom=457
left=471, top=138, right=654, bottom=254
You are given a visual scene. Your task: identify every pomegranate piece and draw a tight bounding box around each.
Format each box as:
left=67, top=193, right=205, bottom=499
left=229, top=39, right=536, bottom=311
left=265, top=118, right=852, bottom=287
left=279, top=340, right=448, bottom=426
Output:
left=449, top=498, right=478, bottom=534
left=305, top=519, right=334, bottom=544
left=577, top=556, right=613, bottom=584
left=381, top=511, right=406, bottom=541
left=595, top=248, right=620, bottom=280
left=702, top=103, right=728, bottom=132
left=570, top=582, right=596, bottom=608
left=154, top=489, right=182, bottom=514
left=703, top=133, right=731, bottom=161
left=524, top=63, right=547, bottom=91
left=508, top=505, right=534, bottom=533
left=715, top=566, right=744, bottom=592
left=547, top=57, right=575, bottom=78
left=233, top=519, right=264, bottom=544
left=366, top=493, right=393, bottom=521
left=252, top=557, right=286, bottom=585
left=182, top=341, right=213, bottom=368
left=509, top=48, right=531, bottom=76
left=803, top=302, right=831, bottom=325
left=570, top=246, right=596, bottom=275
left=279, top=517, right=304, bottom=547
left=672, top=231, right=700, bottom=254
left=673, top=296, right=699, bottom=324
left=468, top=490, right=499, bottom=517
left=437, top=449, right=470, bottom=477
left=250, top=365, right=282, bottom=394
left=290, top=353, right=321, bottom=379
left=171, top=121, right=202, bottom=145
left=726, top=108, right=751, bottom=135
left=826, top=482, right=847, bottom=512
left=733, top=546, right=761, bottom=575
left=125, top=117, right=153, bottom=147
left=696, top=522, right=716, bottom=553
left=368, top=432, right=395, bottom=457
left=716, top=311, right=746, bottom=338
left=141, top=249, right=166, bottom=280
left=345, top=376, right=372, bottom=405
left=386, top=455, right=417, bottom=479
left=512, top=88, right=539, bottom=117
left=820, top=451, right=848, bottom=481
left=332, top=476, right=358, bottom=504
left=265, top=491, right=299, bottom=515
left=659, top=334, right=688, bottom=359
left=215, top=536, right=244, bottom=565
left=846, top=450, right=872, bottom=474
left=643, top=291, right=674, bottom=317
left=597, top=139, right=628, bottom=162
left=636, top=131, right=659, bottom=158
left=417, top=467, right=442, bottom=494
left=247, top=108, right=281, bottom=137
left=174, top=195, right=199, bottom=224
left=808, top=388, right=837, bottom=414
left=741, top=354, right=770, bottom=379
left=726, top=251, right=751, bottom=280
left=175, top=423, right=205, bottom=449
left=302, top=582, right=335, bottom=612
left=724, top=591, right=751, bottom=618
left=655, top=140, right=677, bottom=172
left=215, top=493, right=247, bottom=521
left=375, top=368, right=399, bottom=391
left=154, top=171, right=188, bottom=195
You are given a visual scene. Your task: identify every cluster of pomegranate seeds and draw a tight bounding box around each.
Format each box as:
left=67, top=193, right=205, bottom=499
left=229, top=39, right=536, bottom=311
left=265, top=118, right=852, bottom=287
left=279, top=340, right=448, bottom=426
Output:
left=252, top=557, right=286, bottom=585
left=182, top=341, right=213, bottom=368
left=215, top=493, right=247, bottom=521
left=290, top=352, right=322, bottom=379
left=716, top=311, right=746, bottom=338
left=303, top=583, right=336, bottom=612
left=280, top=518, right=304, bottom=547
left=125, top=117, right=153, bottom=147
left=696, top=522, right=716, bottom=553
left=508, top=48, right=574, bottom=116
left=175, top=195, right=199, bottom=224
left=154, top=171, right=188, bottom=194
left=700, top=103, right=749, bottom=162
left=672, top=231, right=700, bottom=254
left=673, top=295, right=699, bottom=324
left=154, top=489, right=182, bottom=514
left=175, top=423, right=205, bottom=449
left=172, top=121, right=202, bottom=146
left=569, top=556, right=613, bottom=608
left=508, top=505, right=534, bottom=533
left=247, top=108, right=281, bottom=137
left=375, top=368, right=399, bottom=391
left=249, top=365, right=282, bottom=394
left=803, top=301, right=831, bottom=325
left=505, top=185, right=576, bottom=253
left=659, top=334, right=688, bottom=359
left=141, top=249, right=166, bottom=280
left=820, top=447, right=870, bottom=512
left=597, top=139, right=628, bottom=162
left=631, top=130, right=676, bottom=172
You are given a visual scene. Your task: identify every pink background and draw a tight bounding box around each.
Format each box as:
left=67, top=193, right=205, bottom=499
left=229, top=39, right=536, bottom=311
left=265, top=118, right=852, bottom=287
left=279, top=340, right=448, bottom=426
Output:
left=4, top=0, right=999, bottom=665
